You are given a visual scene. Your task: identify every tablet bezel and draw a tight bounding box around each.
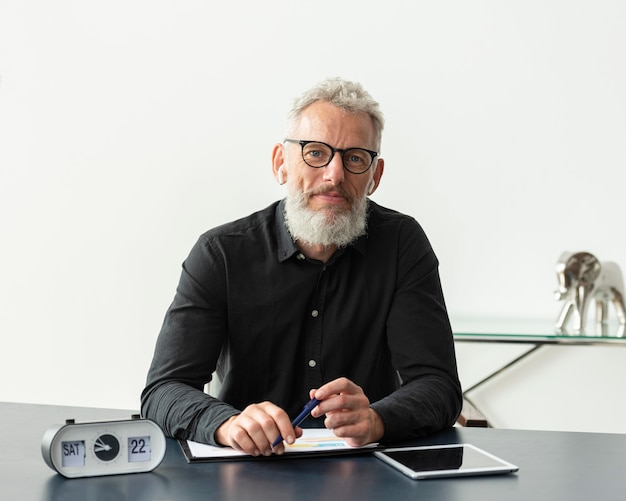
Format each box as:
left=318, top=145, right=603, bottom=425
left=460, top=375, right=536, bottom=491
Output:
left=374, top=443, right=519, bottom=480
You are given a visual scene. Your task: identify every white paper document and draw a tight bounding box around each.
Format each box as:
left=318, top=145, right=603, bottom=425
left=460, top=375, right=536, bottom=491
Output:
left=182, top=428, right=378, bottom=461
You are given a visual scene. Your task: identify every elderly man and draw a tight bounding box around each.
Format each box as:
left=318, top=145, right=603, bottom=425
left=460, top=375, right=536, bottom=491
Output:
left=141, top=77, right=461, bottom=457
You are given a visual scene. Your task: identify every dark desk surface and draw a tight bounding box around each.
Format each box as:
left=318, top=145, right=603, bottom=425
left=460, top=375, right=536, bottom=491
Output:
left=4, top=401, right=626, bottom=501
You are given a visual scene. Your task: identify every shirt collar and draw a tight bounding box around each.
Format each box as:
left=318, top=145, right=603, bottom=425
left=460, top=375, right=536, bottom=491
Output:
left=274, top=198, right=369, bottom=263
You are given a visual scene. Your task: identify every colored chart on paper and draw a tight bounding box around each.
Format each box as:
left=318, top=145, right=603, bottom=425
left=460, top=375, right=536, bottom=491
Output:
left=285, top=434, right=350, bottom=450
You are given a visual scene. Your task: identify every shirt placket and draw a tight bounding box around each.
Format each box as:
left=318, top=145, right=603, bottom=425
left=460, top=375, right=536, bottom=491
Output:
left=304, top=262, right=328, bottom=390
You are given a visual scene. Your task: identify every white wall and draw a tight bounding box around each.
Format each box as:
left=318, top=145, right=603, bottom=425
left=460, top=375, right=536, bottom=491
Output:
left=1, top=1, right=625, bottom=421
left=455, top=340, right=626, bottom=433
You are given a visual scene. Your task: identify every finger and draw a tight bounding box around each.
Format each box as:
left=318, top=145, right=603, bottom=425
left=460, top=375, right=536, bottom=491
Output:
left=275, top=419, right=297, bottom=446
left=324, top=405, right=366, bottom=429
left=252, top=410, right=289, bottom=455
left=228, top=418, right=263, bottom=456
left=325, top=411, right=372, bottom=444
left=254, top=403, right=296, bottom=449
left=314, top=391, right=369, bottom=419
left=313, top=377, right=356, bottom=400
left=328, top=408, right=384, bottom=447
left=232, top=404, right=287, bottom=456
left=249, top=402, right=298, bottom=454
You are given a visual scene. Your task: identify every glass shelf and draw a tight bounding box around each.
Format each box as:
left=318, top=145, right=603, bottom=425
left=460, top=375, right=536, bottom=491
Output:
left=451, top=317, right=626, bottom=344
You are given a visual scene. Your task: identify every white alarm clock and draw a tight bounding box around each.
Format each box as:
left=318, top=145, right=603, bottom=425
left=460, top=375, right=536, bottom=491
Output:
left=41, top=415, right=167, bottom=478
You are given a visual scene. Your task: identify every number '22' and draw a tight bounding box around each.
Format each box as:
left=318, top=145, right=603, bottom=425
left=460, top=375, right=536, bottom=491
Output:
left=130, top=439, right=146, bottom=454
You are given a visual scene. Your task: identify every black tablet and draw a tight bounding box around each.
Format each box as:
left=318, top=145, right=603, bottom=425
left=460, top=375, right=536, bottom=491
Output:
left=374, top=443, right=518, bottom=480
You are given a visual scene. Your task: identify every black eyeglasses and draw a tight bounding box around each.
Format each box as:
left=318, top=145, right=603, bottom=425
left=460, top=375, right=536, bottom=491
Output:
left=284, top=139, right=378, bottom=175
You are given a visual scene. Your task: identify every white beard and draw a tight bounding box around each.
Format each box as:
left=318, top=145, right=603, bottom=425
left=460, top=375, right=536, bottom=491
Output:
left=284, top=186, right=368, bottom=248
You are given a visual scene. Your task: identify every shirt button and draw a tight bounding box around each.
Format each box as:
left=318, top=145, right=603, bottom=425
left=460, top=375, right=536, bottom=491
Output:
left=308, top=359, right=317, bottom=368
left=297, top=253, right=305, bottom=260
left=311, top=310, right=319, bottom=317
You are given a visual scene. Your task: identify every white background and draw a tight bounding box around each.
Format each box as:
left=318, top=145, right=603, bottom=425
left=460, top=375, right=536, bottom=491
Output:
left=1, top=1, right=625, bottom=418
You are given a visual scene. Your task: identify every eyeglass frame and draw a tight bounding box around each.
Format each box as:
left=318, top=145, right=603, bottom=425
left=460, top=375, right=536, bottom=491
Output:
left=283, top=139, right=379, bottom=174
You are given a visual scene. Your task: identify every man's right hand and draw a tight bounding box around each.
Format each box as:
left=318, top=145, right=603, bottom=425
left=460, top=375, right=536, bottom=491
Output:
left=214, top=401, right=301, bottom=456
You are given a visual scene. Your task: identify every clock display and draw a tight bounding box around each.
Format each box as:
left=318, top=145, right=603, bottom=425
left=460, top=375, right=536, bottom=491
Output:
left=128, top=436, right=151, bottom=462
left=61, top=440, right=85, bottom=467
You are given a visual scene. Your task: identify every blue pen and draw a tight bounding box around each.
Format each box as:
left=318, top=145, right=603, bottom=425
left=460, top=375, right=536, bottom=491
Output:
left=271, top=397, right=321, bottom=448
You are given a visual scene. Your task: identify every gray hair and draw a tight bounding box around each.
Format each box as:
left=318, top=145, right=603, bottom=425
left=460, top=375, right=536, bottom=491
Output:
left=286, top=77, right=385, bottom=147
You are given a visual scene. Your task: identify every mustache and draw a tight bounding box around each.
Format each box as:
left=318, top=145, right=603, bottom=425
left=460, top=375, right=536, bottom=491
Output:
left=304, top=185, right=355, bottom=203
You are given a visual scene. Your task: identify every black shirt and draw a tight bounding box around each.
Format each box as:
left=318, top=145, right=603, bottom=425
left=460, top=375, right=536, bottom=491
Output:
left=141, top=199, right=462, bottom=445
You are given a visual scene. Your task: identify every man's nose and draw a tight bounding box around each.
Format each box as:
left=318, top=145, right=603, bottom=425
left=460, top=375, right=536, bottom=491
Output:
left=323, top=151, right=345, bottom=185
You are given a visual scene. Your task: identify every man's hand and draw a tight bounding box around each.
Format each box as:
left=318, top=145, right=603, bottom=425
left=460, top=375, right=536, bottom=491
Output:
left=310, top=377, right=385, bottom=446
left=214, top=401, right=301, bottom=456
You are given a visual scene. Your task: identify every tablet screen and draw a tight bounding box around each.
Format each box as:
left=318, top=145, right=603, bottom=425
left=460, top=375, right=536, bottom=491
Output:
left=374, top=444, right=518, bottom=479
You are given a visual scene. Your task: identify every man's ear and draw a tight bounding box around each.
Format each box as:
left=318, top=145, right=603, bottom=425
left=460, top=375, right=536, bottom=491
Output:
left=368, top=158, right=385, bottom=195
left=271, top=143, right=287, bottom=185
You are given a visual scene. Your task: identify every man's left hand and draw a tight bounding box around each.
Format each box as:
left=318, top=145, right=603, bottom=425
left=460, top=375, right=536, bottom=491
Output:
left=309, top=377, right=384, bottom=446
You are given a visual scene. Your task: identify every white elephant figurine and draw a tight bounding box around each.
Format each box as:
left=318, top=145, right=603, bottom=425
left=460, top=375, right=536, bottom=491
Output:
left=554, top=251, right=626, bottom=336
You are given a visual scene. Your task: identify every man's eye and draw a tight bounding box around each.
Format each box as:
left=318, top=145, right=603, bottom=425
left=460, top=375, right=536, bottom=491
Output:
left=303, top=144, right=331, bottom=165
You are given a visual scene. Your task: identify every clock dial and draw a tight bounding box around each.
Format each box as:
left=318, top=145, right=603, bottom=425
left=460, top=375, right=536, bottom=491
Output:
left=93, top=434, right=120, bottom=462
